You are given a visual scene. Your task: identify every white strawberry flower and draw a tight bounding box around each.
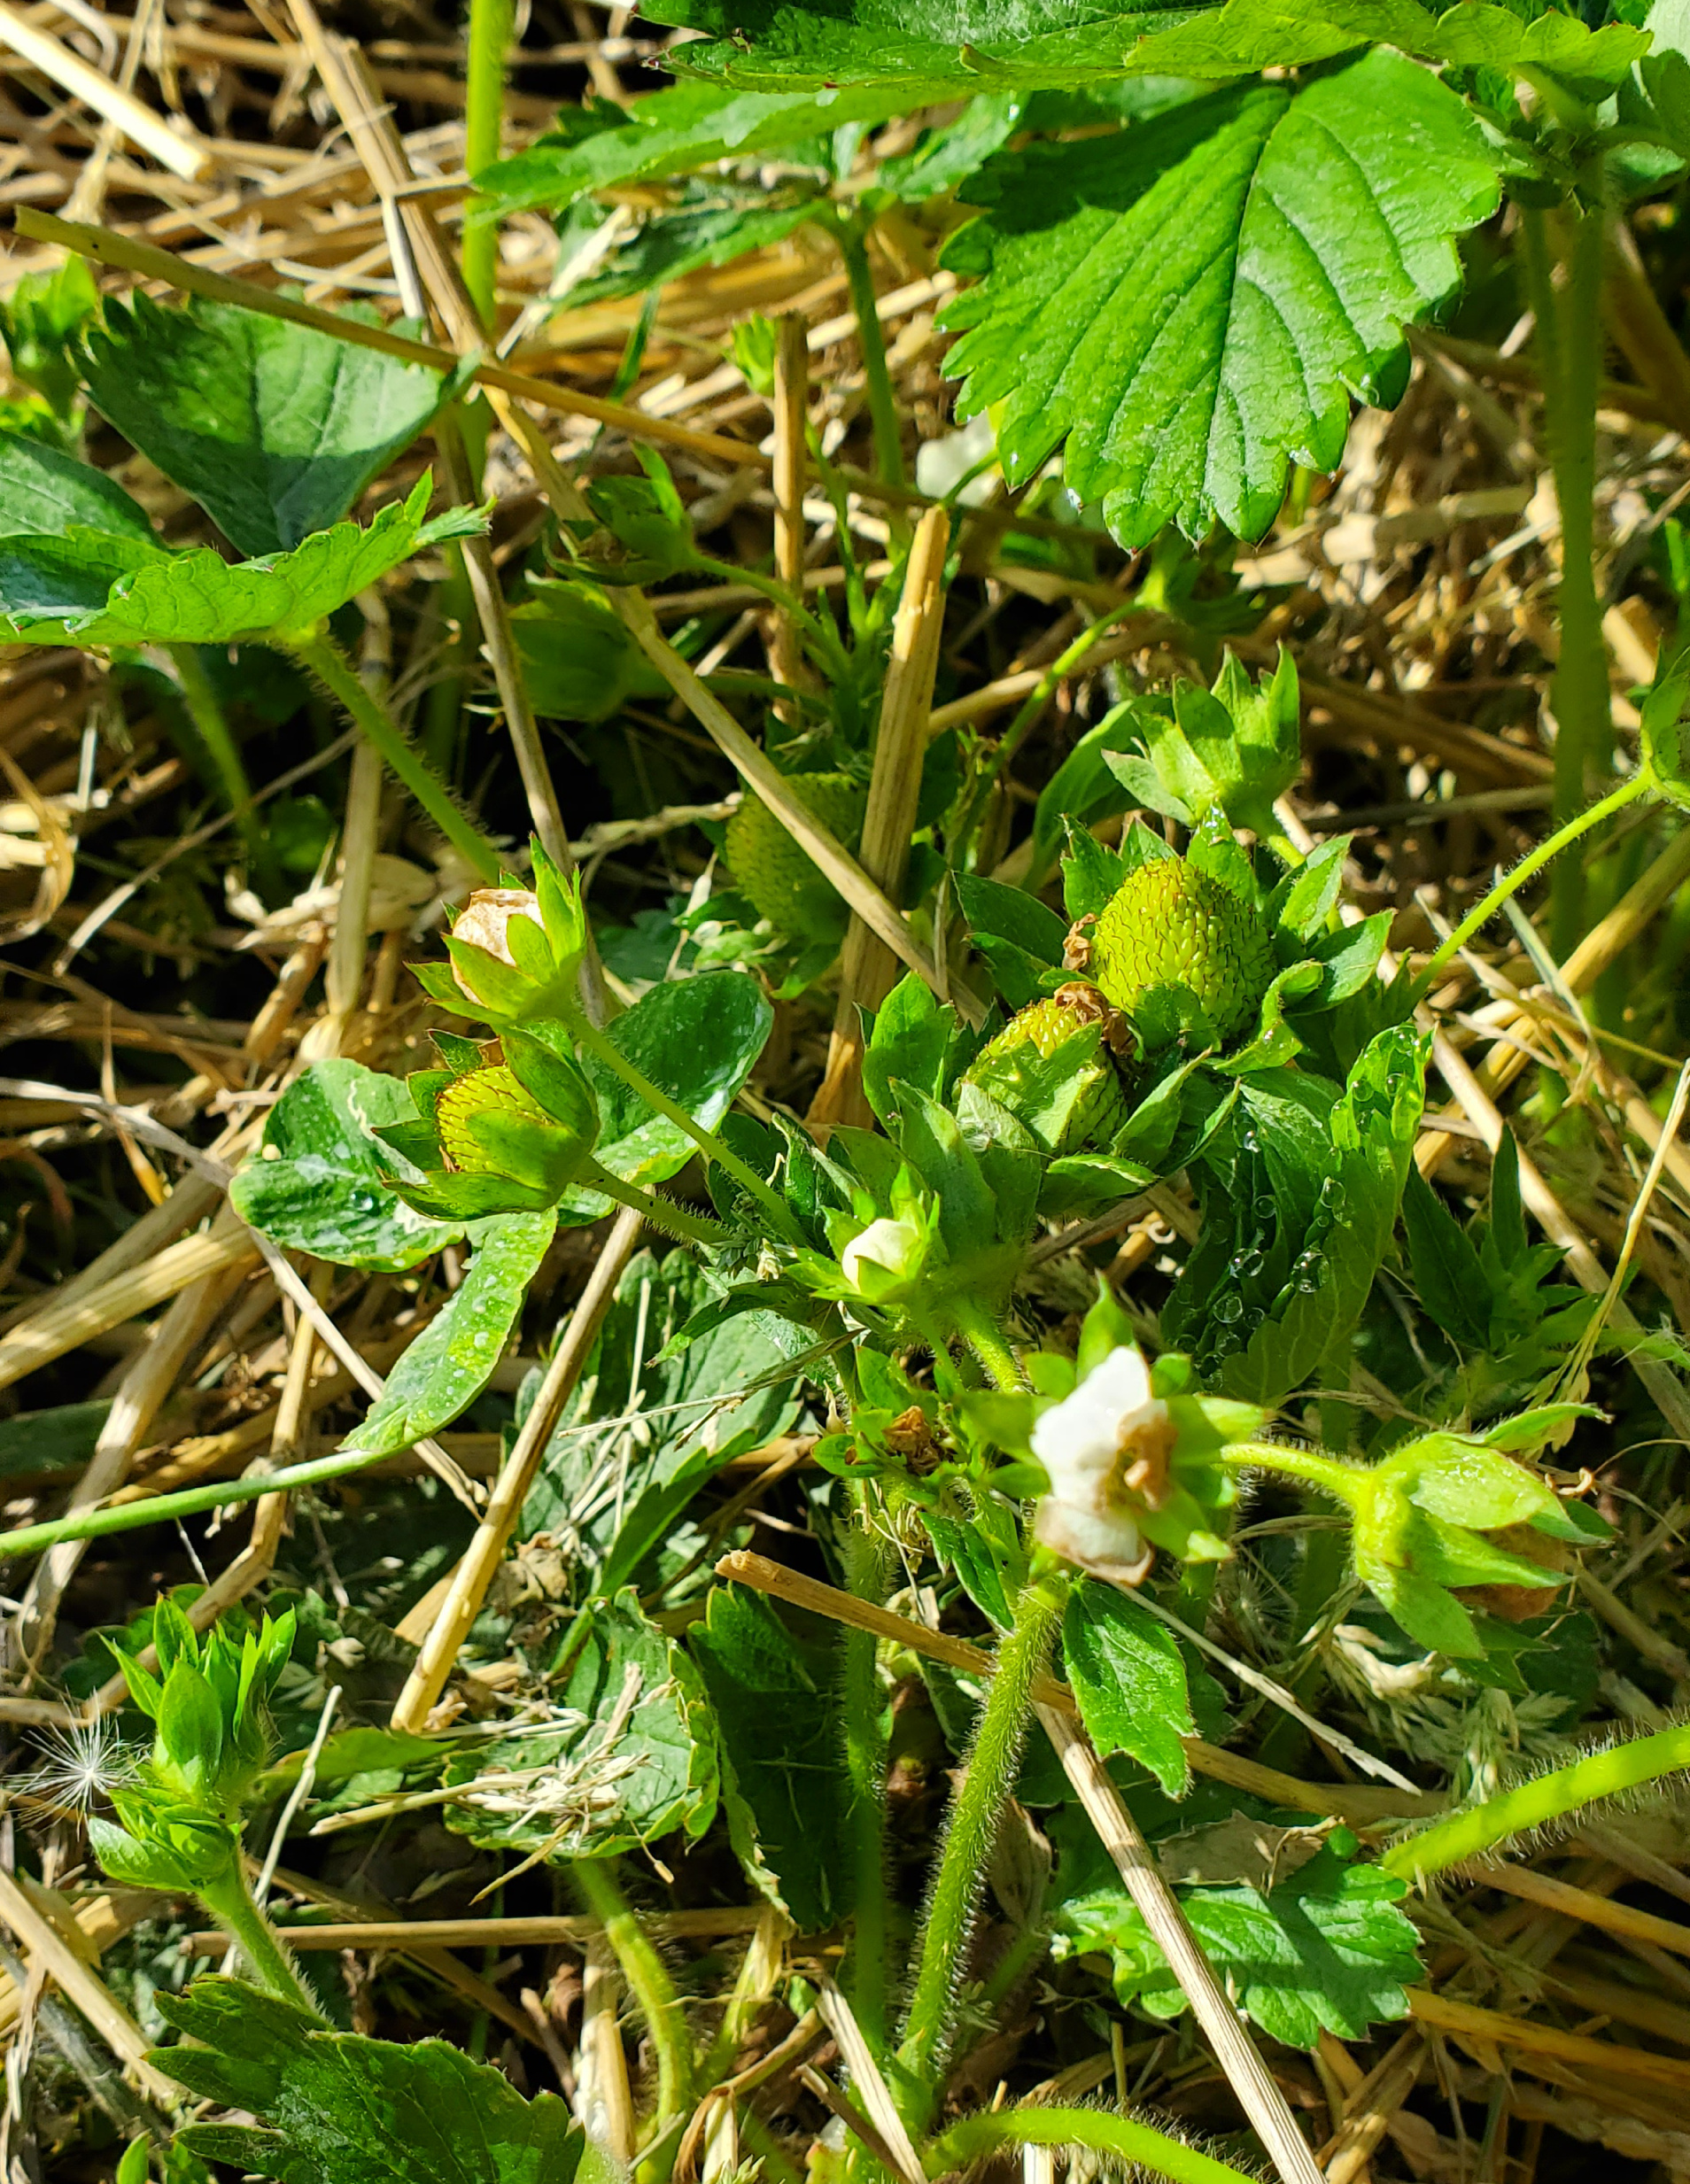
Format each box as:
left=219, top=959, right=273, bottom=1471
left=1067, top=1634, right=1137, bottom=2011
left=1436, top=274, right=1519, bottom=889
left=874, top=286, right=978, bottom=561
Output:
left=1030, top=1345, right=1174, bottom=1584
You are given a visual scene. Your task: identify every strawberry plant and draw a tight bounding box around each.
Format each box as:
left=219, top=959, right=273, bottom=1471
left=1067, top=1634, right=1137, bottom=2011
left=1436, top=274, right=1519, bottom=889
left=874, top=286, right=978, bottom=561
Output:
left=3, top=4, right=1690, bottom=2182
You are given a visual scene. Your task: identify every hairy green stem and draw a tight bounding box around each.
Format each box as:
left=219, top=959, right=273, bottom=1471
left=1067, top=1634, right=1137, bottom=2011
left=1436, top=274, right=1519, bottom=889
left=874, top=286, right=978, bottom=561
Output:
left=835, top=217, right=904, bottom=491
left=1383, top=1718, right=1690, bottom=1884
left=562, top=1003, right=802, bottom=1244
left=1221, top=1439, right=1353, bottom=1497
left=287, top=630, right=502, bottom=882
left=1521, top=200, right=1613, bottom=956
left=947, top=1297, right=1026, bottom=1393
left=924, top=2105, right=1258, bottom=2184
left=1415, top=768, right=1653, bottom=991
left=169, top=645, right=265, bottom=870
left=840, top=1528, right=892, bottom=2058
left=578, top=1158, right=731, bottom=1248
left=959, top=604, right=1140, bottom=872
left=570, top=1857, right=694, bottom=2148
left=461, top=0, right=512, bottom=331
left=199, top=1864, right=322, bottom=2019
left=896, top=1568, right=1070, bottom=2113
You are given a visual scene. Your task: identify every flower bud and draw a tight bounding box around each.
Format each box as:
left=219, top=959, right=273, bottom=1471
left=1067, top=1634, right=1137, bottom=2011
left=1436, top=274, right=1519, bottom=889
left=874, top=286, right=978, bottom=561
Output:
left=841, top=1212, right=928, bottom=1304
left=426, top=844, right=589, bottom=1025
left=377, top=1033, right=601, bottom=1221
left=453, top=888, right=546, bottom=983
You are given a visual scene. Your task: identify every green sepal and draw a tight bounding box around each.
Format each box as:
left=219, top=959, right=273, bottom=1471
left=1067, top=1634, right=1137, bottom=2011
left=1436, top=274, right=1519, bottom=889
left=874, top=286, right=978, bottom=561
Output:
left=388, top=1170, right=561, bottom=1221
left=373, top=1118, right=444, bottom=1170
left=502, top=1026, right=601, bottom=1144
left=445, top=933, right=532, bottom=1015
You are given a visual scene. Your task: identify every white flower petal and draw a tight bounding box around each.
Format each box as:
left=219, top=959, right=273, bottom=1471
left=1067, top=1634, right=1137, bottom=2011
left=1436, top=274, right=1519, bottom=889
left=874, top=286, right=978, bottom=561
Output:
left=1031, top=1344, right=1169, bottom=1583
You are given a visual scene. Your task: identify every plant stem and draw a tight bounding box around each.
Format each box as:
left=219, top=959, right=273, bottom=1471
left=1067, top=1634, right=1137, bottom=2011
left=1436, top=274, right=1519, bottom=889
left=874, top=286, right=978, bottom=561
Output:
left=578, top=1157, right=731, bottom=1248
left=461, top=0, right=512, bottom=333
left=924, top=2104, right=1259, bottom=2184
left=199, top=1864, right=322, bottom=2019
left=948, top=1297, right=1027, bottom=1392
left=287, top=630, right=502, bottom=882
left=1415, top=767, right=1653, bottom=991
left=570, top=1857, right=694, bottom=2143
left=421, top=553, right=476, bottom=778
left=835, top=215, right=903, bottom=491
left=694, top=554, right=852, bottom=684
left=840, top=1528, right=891, bottom=2058
left=0, top=1441, right=403, bottom=1564
left=1382, top=1718, right=1690, bottom=1883
left=896, top=1568, right=1070, bottom=2115
left=562, top=1003, right=802, bottom=1243
left=168, top=645, right=265, bottom=871
left=1521, top=200, right=1613, bottom=956
left=1220, top=1440, right=1353, bottom=1498
left=956, top=603, right=1139, bottom=871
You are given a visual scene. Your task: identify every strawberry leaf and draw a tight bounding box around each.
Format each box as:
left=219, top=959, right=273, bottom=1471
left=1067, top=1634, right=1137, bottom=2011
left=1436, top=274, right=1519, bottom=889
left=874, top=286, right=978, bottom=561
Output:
left=1050, top=1831, right=1420, bottom=2048
left=1063, top=1579, right=1195, bottom=1798
left=0, top=425, right=156, bottom=542
left=0, top=475, right=483, bottom=647
left=644, top=0, right=1646, bottom=96
left=341, top=1212, right=559, bottom=1457
left=154, top=1978, right=593, bottom=2184
left=477, top=76, right=919, bottom=215
left=940, top=50, right=1500, bottom=545
left=80, top=292, right=471, bottom=558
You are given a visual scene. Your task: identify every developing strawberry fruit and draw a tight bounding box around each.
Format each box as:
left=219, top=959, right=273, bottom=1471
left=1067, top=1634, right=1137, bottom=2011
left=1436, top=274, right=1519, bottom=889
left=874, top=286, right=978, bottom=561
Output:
left=1077, top=855, right=1275, bottom=1051
left=723, top=770, right=866, bottom=945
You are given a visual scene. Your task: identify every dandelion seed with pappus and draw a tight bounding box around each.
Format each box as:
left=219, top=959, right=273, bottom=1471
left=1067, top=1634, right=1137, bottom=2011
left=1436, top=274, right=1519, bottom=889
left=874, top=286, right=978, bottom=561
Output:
left=27, top=1715, right=139, bottom=1816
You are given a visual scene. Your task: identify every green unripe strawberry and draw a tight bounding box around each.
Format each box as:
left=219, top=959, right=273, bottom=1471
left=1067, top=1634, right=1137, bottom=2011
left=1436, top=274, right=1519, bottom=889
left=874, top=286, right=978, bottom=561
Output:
left=1084, top=858, right=1274, bottom=1050
left=724, top=771, right=866, bottom=945
left=961, top=985, right=1130, bottom=1154
left=436, top=1064, right=593, bottom=1199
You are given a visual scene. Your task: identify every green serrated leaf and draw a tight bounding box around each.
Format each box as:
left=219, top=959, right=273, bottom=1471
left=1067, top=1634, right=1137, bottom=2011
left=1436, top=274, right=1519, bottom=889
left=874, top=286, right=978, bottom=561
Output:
left=941, top=52, right=1500, bottom=546
left=477, top=76, right=919, bottom=215
left=0, top=426, right=155, bottom=542
left=521, top=1246, right=807, bottom=1592
left=229, top=1058, right=463, bottom=1272
left=1215, top=1023, right=1427, bottom=1404
left=80, top=292, right=465, bottom=558
left=1050, top=1836, right=1420, bottom=2048
left=1062, top=1579, right=1194, bottom=1797
left=154, top=1978, right=591, bottom=2184
left=689, top=1584, right=853, bottom=1930
left=0, top=475, right=482, bottom=648
left=443, top=1590, right=718, bottom=1861
left=862, top=971, right=957, bottom=1132
left=639, top=0, right=1647, bottom=96
left=1402, top=1166, right=1491, bottom=1348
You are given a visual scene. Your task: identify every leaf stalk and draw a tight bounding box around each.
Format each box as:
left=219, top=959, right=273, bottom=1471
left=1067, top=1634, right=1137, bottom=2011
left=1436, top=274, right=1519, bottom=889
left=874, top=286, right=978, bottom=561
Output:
left=287, top=628, right=503, bottom=881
